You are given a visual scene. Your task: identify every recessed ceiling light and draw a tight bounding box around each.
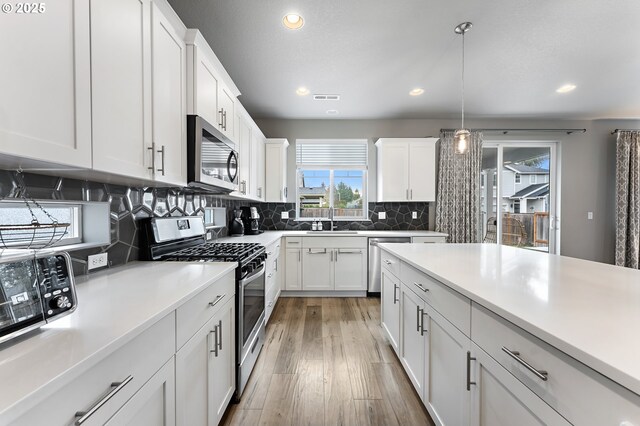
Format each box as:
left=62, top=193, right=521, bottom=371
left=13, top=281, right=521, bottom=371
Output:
left=556, top=84, right=576, bottom=93
left=326, top=110, right=339, bottom=115
left=283, top=13, right=304, bottom=30
left=296, top=87, right=310, bottom=96
left=409, top=88, right=425, bottom=96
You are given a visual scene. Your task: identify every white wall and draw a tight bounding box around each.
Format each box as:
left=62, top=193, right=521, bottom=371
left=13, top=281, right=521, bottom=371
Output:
left=256, top=117, right=640, bottom=264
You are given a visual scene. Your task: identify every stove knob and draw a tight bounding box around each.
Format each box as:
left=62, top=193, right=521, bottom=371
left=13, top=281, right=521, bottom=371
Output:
left=50, top=295, right=70, bottom=310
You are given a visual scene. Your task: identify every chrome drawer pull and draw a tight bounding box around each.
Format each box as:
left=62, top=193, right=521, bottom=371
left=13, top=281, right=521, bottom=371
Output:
left=502, top=347, right=548, bottom=381
left=466, top=351, right=476, bottom=391
left=383, top=259, right=392, bottom=265
left=393, top=284, right=399, bottom=304
left=413, top=282, right=429, bottom=292
left=75, top=375, right=134, bottom=425
left=208, top=294, right=225, bottom=308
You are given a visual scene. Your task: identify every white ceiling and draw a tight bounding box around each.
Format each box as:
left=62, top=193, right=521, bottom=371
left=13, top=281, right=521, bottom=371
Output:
left=168, top=0, right=640, bottom=120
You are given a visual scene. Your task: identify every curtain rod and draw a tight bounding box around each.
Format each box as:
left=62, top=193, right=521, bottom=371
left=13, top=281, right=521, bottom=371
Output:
left=611, top=129, right=640, bottom=135
left=439, top=128, right=586, bottom=135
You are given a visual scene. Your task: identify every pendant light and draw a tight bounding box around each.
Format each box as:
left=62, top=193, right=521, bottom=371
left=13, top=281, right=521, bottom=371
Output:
left=454, top=22, right=473, bottom=154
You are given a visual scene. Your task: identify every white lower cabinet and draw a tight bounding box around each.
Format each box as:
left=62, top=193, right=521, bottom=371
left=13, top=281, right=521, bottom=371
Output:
left=302, top=249, right=333, bottom=290
left=285, top=248, right=302, bottom=290
left=334, top=248, right=367, bottom=290
left=176, top=297, right=235, bottom=426
left=469, top=343, right=570, bottom=426
left=381, top=267, right=401, bottom=354
left=400, top=284, right=428, bottom=399
left=106, top=357, right=176, bottom=426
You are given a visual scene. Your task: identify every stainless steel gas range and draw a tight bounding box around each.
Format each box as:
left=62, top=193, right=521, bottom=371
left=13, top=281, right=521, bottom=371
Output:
left=140, top=216, right=266, bottom=399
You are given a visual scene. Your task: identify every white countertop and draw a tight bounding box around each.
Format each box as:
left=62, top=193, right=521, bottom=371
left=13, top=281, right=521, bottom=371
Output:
left=379, top=243, right=640, bottom=396
left=217, top=230, right=448, bottom=246
left=0, top=261, right=237, bottom=421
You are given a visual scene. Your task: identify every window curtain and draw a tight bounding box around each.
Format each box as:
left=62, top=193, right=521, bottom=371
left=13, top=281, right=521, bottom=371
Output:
left=615, top=131, right=640, bottom=269
left=435, top=131, right=483, bottom=243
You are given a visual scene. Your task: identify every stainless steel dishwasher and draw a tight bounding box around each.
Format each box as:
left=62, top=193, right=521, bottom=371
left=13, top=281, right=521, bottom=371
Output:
left=368, top=237, right=411, bottom=293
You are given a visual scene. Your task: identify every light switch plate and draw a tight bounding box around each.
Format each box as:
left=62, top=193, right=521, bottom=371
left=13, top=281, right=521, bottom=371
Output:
left=587, top=212, right=593, bottom=220
left=281, top=211, right=289, bottom=219
left=378, top=211, right=386, bottom=220
left=412, top=211, right=418, bottom=219
left=88, top=253, right=108, bottom=270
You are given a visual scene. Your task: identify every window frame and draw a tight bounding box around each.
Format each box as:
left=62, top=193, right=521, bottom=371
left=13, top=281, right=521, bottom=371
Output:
left=530, top=174, right=537, bottom=184
left=514, top=173, right=521, bottom=184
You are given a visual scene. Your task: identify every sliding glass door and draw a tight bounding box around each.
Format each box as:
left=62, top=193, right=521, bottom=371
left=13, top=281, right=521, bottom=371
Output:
left=480, top=142, right=559, bottom=254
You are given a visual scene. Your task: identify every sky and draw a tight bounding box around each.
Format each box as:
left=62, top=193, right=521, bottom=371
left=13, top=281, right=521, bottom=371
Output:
left=300, top=170, right=364, bottom=192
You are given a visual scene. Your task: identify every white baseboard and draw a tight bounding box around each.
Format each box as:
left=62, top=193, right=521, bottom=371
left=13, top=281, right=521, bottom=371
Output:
left=280, top=290, right=368, bottom=298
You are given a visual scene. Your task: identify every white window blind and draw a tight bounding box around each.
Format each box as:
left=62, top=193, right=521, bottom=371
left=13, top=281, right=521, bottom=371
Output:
left=296, top=139, right=368, bottom=169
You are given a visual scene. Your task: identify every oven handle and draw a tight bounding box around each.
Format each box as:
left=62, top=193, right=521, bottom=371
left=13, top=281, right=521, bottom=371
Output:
left=240, top=263, right=266, bottom=286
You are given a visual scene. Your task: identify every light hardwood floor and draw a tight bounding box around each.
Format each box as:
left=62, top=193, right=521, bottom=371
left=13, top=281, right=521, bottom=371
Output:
left=222, top=297, right=435, bottom=426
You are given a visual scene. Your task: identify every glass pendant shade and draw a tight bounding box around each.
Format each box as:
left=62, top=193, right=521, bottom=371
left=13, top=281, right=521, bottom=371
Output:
left=454, top=129, right=470, bottom=154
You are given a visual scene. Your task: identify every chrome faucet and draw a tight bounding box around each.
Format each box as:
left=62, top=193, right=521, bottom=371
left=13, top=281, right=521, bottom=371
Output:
left=328, top=207, right=337, bottom=231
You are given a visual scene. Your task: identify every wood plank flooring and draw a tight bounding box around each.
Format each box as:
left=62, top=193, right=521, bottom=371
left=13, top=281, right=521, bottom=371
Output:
left=222, top=297, right=435, bottom=426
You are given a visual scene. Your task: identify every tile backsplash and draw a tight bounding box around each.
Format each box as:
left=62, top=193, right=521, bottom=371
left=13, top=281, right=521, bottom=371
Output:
left=251, top=202, right=429, bottom=231
left=0, top=171, right=248, bottom=275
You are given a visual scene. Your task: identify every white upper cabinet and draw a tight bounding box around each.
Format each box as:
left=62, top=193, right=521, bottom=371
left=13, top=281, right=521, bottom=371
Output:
left=150, top=1, right=187, bottom=186
left=91, top=0, right=153, bottom=180
left=376, top=138, right=438, bottom=202
left=185, top=29, right=239, bottom=142
left=0, top=0, right=92, bottom=168
left=254, top=131, right=266, bottom=201
left=265, top=139, right=290, bottom=202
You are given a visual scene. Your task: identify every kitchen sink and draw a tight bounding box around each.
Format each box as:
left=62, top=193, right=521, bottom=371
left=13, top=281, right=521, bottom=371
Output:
left=305, top=231, right=359, bottom=235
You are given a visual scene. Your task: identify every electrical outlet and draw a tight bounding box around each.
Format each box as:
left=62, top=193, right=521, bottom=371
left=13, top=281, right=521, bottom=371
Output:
left=378, top=211, right=386, bottom=220
left=281, top=211, right=289, bottom=219
left=587, top=211, right=593, bottom=220
left=88, top=253, right=108, bottom=270
left=412, top=211, right=418, bottom=219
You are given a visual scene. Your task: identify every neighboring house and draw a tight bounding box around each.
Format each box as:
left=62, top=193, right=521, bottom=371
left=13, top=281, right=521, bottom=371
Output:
left=481, top=163, right=550, bottom=214
left=299, top=185, right=326, bottom=206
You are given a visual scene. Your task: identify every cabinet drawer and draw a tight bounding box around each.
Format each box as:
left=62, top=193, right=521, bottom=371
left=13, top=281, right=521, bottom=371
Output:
left=285, top=237, right=302, bottom=247
left=266, top=240, right=281, bottom=259
left=471, top=303, right=640, bottom=425
left=176, top=270, right=235, bottom=350
left=14, top=313, right=175, bottom=426
left=400, top=262, right=470, bottom=337
left=381, top=250, right=400, bottom=278
left=265, top=284, right=278, bottom=323
left=303, top=237, right=367, bottom=249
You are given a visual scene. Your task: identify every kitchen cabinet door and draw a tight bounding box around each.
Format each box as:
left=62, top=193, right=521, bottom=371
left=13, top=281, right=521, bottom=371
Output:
left=334, top=249, right=367, bottom=290
left=424, top=304, right=470, bottom=426
left=237, top=117, right=251, bottom=196
left=151, top=2, right=187, bottom=186
left=176, top=297, right=235, bottom=426
left=0, top=0, right=92, bottom=168
left=376, top=141, right=409, bottom=201
left=469, top=343, right=570, bottom=426
left=409, top=141, right=436, bottom=201
left=255, top=134, right=266, bottom=201
left=265, top=140, right=289, bottom=202
left=381, top=268, right=401, bottom=355
left=285, top=249, right=302, bottom=290
left=106, top=357, right=176, bottom=426
left=400, top=285, right=428, bottom=400
left=218, top=83, right=236, bottom=141
left=209, top=298, right=236, bottom=425
left=91, top=0, right=153, bottom=179
left=194, top=52, right=220, bottom=129
left=302, top=249, right=333, bottom=290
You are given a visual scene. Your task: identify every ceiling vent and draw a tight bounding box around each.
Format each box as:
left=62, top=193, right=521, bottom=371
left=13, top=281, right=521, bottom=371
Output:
left=313, top=94, right=340, bottom=101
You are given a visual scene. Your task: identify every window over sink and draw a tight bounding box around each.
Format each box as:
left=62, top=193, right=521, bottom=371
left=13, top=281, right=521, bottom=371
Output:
left=296, top=140, right=368, bottom=221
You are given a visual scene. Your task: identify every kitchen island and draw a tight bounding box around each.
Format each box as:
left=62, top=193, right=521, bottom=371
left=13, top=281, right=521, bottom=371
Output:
left=379, top=242, right=640, bottom=425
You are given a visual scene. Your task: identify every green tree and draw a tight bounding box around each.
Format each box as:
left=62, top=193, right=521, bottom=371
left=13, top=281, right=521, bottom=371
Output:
left=334, top=182, right=355, bottom=207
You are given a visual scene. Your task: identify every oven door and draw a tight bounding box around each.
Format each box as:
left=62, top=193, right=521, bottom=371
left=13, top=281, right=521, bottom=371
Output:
left=238, top=262, right=265, bottom=351
left=0, top=258, right=46, bottom=344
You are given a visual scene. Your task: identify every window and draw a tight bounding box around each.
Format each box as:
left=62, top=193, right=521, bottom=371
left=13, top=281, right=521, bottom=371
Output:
left=296, top=139, right=368, bottom=220
left=530, top=174, right=537, bottom=184
left=0, top=202, right=82, bottom=247
left=513, top=200, right=521, bottom=213
left=515, top=173, right=521, bottom=184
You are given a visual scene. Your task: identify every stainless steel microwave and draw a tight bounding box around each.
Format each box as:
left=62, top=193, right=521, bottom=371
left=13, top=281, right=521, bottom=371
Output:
left=187, top=115, right=239, bottom=193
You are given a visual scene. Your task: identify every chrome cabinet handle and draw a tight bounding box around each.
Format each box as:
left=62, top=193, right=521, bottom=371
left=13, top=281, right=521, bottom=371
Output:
left=75, top=375, right=134, bottom=425
left=393, top=284, right=399, bottom=304
left=156, top=145, right=165, bottom=175
left=467, top=351, right=477, bottom=391
left=383, top=259, right=393, bottom=265
left=208, top=294, right=224, bottom=308
left=210, top=326, right=219, bottom=357
left=502, top=347, right=548, bottom=381
left=267, top=251, right=273, bottom=256
left=284, top=187, right=288, bottom=198
left=410, top=189, right=413, bottom=200
left=308, top=248, right=327, bottom=254
left=338, top=249, right=362, bottom=254
left=217, top=320, right=222, bottom=351
left=258, top=187, right=262, bottom=198
left=218, top=108, right=224, bottom=128
left=222, top=110, right=227, bottom=131
left=420, top=310, right=428, bottom=336
left=147, top=143, right=156, bottom=172
left=406, top=189, right=409, bottom=200
left=414, top=282, right=429, bottom=293
left=288, top=241, right=300, bottom=244
left=268, top=272, right=273, bottom=278
left=416, top=306, right=421, bottom=332
left=298, top=250, right=301, bottom=262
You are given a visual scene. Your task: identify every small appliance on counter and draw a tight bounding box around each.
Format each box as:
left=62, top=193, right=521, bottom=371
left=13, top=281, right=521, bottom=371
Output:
left=240, top=207, right=263, bottom=235
left=0, top=251, right=77, bottom=344
left=230, top=209, right=245, bottom=236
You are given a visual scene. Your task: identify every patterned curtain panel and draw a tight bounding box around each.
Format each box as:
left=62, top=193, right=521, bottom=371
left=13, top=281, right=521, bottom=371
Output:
left=615, top=131, right=640, bottom=269
left=435, top=131, right=483, bottom=243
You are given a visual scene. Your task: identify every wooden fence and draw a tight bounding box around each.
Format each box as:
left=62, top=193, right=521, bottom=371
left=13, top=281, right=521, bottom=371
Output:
left=300, top=207, right=363, bottom=218
left=503, top=212, right=549, bottom=248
